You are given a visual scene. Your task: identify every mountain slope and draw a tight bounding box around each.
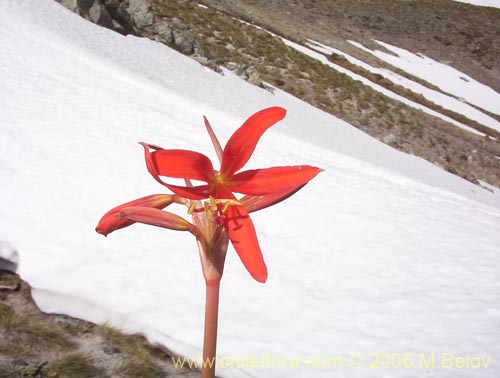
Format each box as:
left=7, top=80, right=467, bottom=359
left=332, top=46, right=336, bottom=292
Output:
left=55, top=0, right=500, bottom=188
left=204, top=0, right=500, bottom=92
left=1, top=1, right=500, bottom=378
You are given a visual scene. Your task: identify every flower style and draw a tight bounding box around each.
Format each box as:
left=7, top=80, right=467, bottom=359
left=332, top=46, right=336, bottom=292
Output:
left=96, top=107, right=321, bottom=283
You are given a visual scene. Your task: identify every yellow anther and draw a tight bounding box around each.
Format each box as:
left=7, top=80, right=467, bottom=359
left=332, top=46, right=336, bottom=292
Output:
left=221, top=199, right=238, bottom=212
left=188, top=196, right=241, bottom=216
left=187, top=201, right=197, bottom=214
left=204, top=201, right=211, bottom=215
left=221, top=201, right=231, bottom=212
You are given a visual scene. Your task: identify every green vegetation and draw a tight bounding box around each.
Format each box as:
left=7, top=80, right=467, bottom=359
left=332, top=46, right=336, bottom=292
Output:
left=151, top=0, right=497, bottom=146
left=97, top=324, right=165, bottom=378
left=0, top=301, right=74, bottom=356
left=47, top=354, right=102, bottom=378
left=0, top=272, right=196, bottom=377
left=119, top=358, right=164, bottom=378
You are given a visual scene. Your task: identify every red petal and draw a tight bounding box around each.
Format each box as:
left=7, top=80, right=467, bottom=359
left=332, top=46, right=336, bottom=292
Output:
left=224, top=204, right=268, bottom=283
left=229, top=166, right=322, bottom=195
left=140, top=142, right=210, bottom=199
left=96, top=194, right=174, bottom=236
left=165, top=184, right=209, bottom=200
left=240, top=185, right=305, bottom=213
left=220, top=107, right=286, bottom=176
left=152, top=149, right=214, bottom=182
left=119, top=207, right=205, bottom=242
left=203, top=116, right=223, bottom=164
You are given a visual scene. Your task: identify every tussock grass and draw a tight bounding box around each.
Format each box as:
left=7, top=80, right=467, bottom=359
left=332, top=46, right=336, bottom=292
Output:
left=0, top=343, right=32, bottom=358
left=97, top=324, right=155, bottom=357
left=119, top=357, right=165, bottom=378
left=0, top=302, right=74, bottom=352
left=0, top=272, right=200, bottom=377
left=47, top=353, right=102, bottom=378
left=97, top=324, right=164, bottom=377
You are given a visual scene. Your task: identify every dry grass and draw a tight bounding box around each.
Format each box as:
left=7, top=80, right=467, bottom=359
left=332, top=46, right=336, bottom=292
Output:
left=0, top=272, right=198, bottom=377
left=0, top=301, right=74, bottom=355
left=47, top=353, right=103, bottom=378
left=97, top=324, right=165, bottom=377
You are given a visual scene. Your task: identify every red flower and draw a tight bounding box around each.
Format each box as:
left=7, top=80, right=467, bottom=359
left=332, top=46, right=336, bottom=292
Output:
left=96, top=194, right=175, bottom=236
left=141, top=107, right=320, bottom=200
left=96, top=107, right=321, bottom=283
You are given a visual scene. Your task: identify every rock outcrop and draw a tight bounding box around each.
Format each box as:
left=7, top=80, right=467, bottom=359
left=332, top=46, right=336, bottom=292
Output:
left=55, top=0, right=195, bottom=54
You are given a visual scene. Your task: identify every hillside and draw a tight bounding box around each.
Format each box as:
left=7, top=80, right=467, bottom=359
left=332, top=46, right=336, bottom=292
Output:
left=0, top=271, right=198, bottom=377
left=1, top=1, right=500, bottom=378
left=56, top=0, right=500, bottom=188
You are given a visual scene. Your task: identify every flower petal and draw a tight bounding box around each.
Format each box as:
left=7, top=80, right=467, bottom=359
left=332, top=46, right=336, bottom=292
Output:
left=203, top=116, right=223, bottom=164
left=240, top=185, right=305, bottom=213
left=224, top=205, right=268, bottom=283
left=140, top=142, right=210, bottom=199
left=221, top=107, right=286, bottom=176
left=96, top=194, right=174, bottom=236
left=152, top=149, right=215, bottom=182
left=165, top=184, right=210, bottom=200
left=119, top=206, right=205, bottom=243
left=228, top=166, right=322, bottom=195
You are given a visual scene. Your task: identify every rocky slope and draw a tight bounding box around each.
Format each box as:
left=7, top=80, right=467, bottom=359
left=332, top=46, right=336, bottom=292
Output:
left=0, top=269, right=199, bottom=378
left=55, top=0, right=500, bottom=188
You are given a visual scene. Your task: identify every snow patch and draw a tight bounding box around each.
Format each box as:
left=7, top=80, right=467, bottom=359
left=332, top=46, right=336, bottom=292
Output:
left=356, top=40, right=500, bottom=117
left=453, top=0, right=500, bottom=8
left=308, top=39, right=500, bottom=132
left=280, top=37, right=487, bottom=136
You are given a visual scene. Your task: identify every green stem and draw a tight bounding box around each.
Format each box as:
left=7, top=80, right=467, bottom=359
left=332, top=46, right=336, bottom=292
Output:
left=202, top=279, right=220, bottom=378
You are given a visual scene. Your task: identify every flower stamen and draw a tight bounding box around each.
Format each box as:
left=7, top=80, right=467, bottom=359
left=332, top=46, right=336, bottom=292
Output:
left=188, top=196, right=242, bottom=216
left=187, top=201, right=198, bottom=214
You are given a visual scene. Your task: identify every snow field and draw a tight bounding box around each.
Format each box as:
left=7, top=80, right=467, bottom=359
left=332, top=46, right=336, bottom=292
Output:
left=1, top=1, right=500, bottom=377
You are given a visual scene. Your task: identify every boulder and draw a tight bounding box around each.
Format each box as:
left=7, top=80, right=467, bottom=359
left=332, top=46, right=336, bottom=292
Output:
left=128, top=0, right=154, bottom=29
